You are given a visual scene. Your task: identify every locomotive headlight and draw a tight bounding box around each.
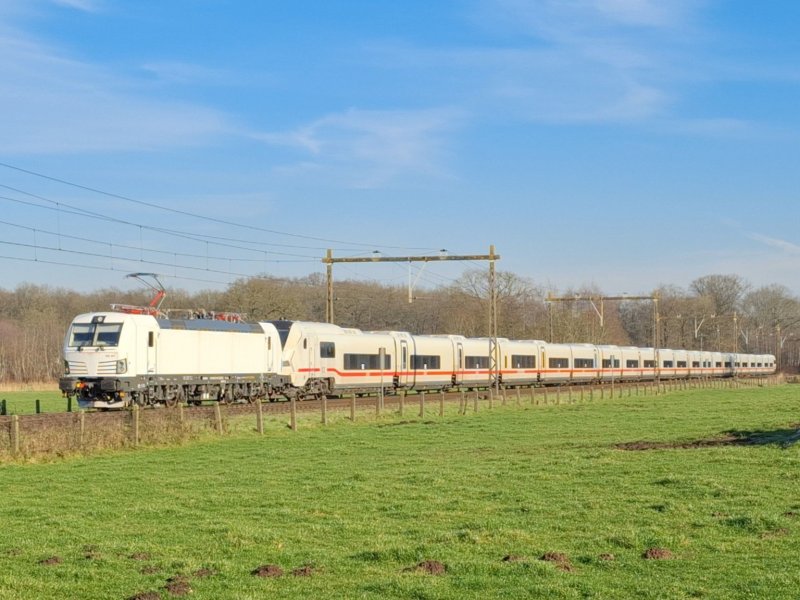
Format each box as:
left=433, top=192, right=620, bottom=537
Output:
left=116, top=359, right=128, bottom=374
left=64, top=359, right=70, bottom=375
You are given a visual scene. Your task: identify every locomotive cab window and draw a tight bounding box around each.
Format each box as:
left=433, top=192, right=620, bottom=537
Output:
left=320, top=342, right=335, bottom=358
left=69, top=322, right=123, bottom=348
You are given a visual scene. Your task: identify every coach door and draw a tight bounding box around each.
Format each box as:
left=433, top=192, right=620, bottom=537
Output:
left=398, top=339, right=410, bottom=387
left=265, top=335, right=274, bottom=373
left=455, top=342, right=464, bottom=386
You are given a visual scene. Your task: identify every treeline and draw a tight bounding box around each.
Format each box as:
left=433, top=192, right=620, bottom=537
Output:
left=1, top=272, right=798, bottom=383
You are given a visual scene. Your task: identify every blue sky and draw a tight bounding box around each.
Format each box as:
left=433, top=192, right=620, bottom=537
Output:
left=0, top=0, right=798, bottom=295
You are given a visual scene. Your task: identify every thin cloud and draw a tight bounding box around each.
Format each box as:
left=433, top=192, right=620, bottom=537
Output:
left=749, top=233, right=800, bottom=255
left=0, top=15, right=234, bottom=154
left=50, top=0, right=101, bottom=12
left=257, top=108, right=465, bottom=188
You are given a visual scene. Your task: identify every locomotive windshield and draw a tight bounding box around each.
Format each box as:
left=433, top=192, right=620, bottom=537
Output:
left=68, top=322, right=124, bottom=348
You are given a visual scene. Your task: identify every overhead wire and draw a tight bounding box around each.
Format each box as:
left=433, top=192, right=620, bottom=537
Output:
left=0, top=161, right=440, bottom=251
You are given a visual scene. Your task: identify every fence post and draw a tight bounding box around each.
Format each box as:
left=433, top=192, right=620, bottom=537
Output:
left=79, top=410, right=85, bottom=449
left=350, top=393, right=356, bottom=422
left=320, top=395, right=328, bottom=425
left=590, top=386, right=594, bottom=402
left=544, top=388, right=549, bottom=405
left=489, top=389, right=494, bottom=409
left=474, top=390, right=479, bottom=412
left=290, top=397, right=297, bottom=431
left=375, top=394, right=380, bottom=418
left=556, top=387, right=561, bottom=405
left=132, top=405, right=140, bottom=447
left=214, top=402, right=224, bottom=435
left=35, top=399, right=41, bottom=414
left=531, top=387, right=536, bottom=405
left=256, top=399, right=264, bottom=435
left=419, top=392, right=425, bottom=417
left=460, top=390, right=466, bottom=414
left=11, top=414, right=19, bottom=456
left=439, top=391, right=445, bottom=417
left=1, top=398, right=5, bottom=416
left=516, top=387, right=521, bottom=406
left=179, top=402, right=185, bottom=427
left=501, top=387, right=507, bottom=406
left=399, top=390, right=405, bottom=417
left=67, top=396, right=72, bottom=413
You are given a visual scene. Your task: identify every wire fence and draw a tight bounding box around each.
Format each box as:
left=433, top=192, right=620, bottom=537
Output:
left=0, top=375, right=784, bottom=462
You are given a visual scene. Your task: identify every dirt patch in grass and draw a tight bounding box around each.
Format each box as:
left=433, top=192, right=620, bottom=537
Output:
left=251, top=564, right=283, bottom=578
left=502, top=554, right=525, bottom=563
left=616, top=436, right=747, bottom=450
left=784, top=511, right=798, bottom=518
left=643, top=547, right=674, bottom=560
left=761, top=528, right=789, bottom=539
left=127, top=592, right=160, bottom=600
left=140, top=565, right=160, bottom=575
left=38, top=556, right=62, bottom=566
left=540, top=552, right=573, bottom=572
left=164, top=575, right=191, bottom=596
left=192, top=567, right=214, bottom=578
left=599, top=553, right=616, bottom=561
left=406, top=560, right=446, bottom=575
left=617, top=424, right=800, bottom=451
left=129, top=552, right=152, bottom=561
left=291, top=565, right=318, bottom=577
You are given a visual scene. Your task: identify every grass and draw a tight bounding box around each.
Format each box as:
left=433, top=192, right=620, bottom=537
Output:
left=0, top=390, right=67, bottom=415
left=0, top=384, right=799, bottom=599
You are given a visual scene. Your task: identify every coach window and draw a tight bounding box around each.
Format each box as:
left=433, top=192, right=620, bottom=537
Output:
left=662, top=360, right=673, bottom=368
left=574, top=358, right=593, bottom=369
left=320, top=342, right=335, bottom=358
left=148, top=332, right=154, bottom=348
left=465, top=356, right=490, bottom=369
left=511, top=355, right=536, bottom=369
left=724, top=361, right=732, bottom=368
left=626, top=360, right=639, bottom=368
left=644, top=360, right=655, bottom=368
left=549, top=357, right=569, bottom=369
left=602, top=358, right=620, bottom=368
left=412, top=355, right=441, bottom=370
left=677, top=361, right=687, bottom=368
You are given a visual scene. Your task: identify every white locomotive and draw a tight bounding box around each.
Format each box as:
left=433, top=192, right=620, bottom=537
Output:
left=60, top=311, right=777, bottom=410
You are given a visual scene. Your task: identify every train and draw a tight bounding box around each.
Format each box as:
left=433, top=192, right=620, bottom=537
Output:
left=59, top=310, right=777, bottom=410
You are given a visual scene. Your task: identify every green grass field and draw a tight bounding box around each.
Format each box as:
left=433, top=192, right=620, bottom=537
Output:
left=0, top=391, right=66, bottom=415
left=0, top=385, right=798, bottom=599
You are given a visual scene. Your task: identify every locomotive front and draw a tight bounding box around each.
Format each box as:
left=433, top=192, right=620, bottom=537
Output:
left=59, top=312, right=140, bottom=409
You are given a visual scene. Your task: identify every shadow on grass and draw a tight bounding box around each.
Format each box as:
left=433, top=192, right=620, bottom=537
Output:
left=616, top=423, right=800, bottom=451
